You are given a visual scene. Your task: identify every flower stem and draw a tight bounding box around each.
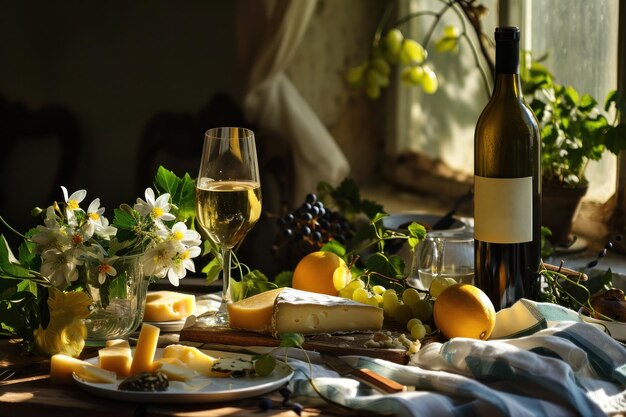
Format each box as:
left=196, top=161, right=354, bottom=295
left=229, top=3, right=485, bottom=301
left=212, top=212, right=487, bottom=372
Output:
left=0, top=215, right=26, bottom=240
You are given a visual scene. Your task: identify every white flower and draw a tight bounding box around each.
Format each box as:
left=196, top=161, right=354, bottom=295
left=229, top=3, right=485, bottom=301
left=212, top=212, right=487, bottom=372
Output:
left=141, top=240, right=177, bottom=279
left=167, top=245, right=201, bottom=286
left=134, top=188, right=176, bottom=222
left=40, top=249, right=82, bottom=288
left=160, top=222, right=201, bottom=250
left=86, top=198, right=105, bottom=229
left=96, top=255, right=118, bottom=284
left=61, top=186, right=87, bottom=212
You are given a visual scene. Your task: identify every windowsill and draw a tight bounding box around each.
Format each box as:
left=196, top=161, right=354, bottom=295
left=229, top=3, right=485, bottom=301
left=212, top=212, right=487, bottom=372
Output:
left=361, top=183, right=626, bottom=277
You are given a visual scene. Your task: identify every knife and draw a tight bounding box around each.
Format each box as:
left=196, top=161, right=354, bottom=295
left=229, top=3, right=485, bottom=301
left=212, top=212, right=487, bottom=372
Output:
left=320, top=353, right=407, bottom=394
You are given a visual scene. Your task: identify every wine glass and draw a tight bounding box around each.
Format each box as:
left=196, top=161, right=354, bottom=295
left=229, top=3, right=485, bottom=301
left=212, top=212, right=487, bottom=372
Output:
left=195, top=127, right=262, bottom=325
left=408, top=228, right=474, bottom=291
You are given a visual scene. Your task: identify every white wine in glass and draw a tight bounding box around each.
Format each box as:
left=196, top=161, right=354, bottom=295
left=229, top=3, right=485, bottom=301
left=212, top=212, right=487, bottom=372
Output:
left=195, top=127, right=261, bottom=325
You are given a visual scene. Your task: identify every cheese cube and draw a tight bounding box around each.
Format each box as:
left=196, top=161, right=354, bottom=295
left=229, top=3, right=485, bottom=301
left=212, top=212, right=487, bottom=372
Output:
left=130, top=323, right=160, bottom=375
left=99, top=345, right=132, bottom=376
left=162, top=344, right=226, bottom=377
left=228, top=287, right=384, bottom=337
left=74, top=365, right=117, bottom=384
left=50, top=354, right=94, bottom=385
left=143, top=291, right=196, bottom=322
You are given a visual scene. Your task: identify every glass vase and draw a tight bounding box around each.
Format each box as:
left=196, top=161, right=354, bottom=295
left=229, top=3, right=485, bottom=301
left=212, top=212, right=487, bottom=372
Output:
left=81, top=255, right=149, bottom=346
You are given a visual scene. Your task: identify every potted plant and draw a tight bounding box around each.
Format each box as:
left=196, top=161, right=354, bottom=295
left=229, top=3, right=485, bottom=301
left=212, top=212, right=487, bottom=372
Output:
left=521, top=62, right=626, bottom=246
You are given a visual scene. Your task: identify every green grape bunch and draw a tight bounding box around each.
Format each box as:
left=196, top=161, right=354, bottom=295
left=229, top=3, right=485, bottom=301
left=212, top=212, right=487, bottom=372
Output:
left=347, top=28, right=439, bottom=99
left=347, top=0, right=494, bottom=101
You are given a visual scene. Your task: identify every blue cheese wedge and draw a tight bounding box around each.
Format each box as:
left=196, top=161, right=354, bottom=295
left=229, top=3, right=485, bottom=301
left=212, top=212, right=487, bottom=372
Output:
left=211, top=358, right=255, bottom=377
left=229, top=287, right=384, bottom=337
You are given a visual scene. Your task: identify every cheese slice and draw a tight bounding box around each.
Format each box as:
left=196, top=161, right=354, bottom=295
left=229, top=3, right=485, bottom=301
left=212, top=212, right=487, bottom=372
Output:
left=105, top=339, right=131, bottom=349
left=130, top=323, right=160, bottom=375
left=228, top=287, right=384, bottom=337
left=98, top=345, right=132, bottom=376
left=143, top=291, right=196, bottom=322
left=154, top=362, right=196, bottom=381
left=74, top=364, right=117, bottom=384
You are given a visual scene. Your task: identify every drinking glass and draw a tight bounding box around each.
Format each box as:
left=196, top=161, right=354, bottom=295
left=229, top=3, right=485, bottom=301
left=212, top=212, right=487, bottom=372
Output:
left=195, top=127, right=262, bottom=325
left=408, top=228, right=474, bottom=291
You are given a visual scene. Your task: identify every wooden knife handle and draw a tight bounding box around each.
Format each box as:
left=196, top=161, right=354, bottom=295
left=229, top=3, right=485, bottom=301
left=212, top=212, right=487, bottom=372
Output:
left=350, top=367, right=406, bottom=393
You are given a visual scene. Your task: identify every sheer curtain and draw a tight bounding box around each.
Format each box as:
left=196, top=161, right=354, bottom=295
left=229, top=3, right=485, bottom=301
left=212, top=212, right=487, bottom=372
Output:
left=239, top=0, right=349, bottom=202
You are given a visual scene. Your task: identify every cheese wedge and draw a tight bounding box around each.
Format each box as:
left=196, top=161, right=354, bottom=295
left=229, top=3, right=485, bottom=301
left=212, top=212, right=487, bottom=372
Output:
left=50, top=354, right=94, bottom=385
left=143, top=291, right=196, bottom=322
left=99, top=345, right=132, bottom=376
left=130, top=323, right=160, bottom=375
left=228, top=287, right=384, bottom=336
left=162, top=344, right=226, bottom=378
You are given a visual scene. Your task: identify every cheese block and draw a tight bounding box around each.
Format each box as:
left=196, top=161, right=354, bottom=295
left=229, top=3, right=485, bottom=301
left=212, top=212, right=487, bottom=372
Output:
left=130, top=323, right=160, bottom=375
left=98, top=345, right=132, bottom=376
left=74, top=364, right=117, bottom=384
left=50, top=354, right=95, bottom=385
left=143, top=291, right=196, bottom=322
left=228, top=287, right=384, bottom=337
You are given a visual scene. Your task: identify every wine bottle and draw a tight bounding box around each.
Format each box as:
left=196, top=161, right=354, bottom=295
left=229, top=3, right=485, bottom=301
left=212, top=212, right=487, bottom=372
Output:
left=474, top=26, right=541, bottom=310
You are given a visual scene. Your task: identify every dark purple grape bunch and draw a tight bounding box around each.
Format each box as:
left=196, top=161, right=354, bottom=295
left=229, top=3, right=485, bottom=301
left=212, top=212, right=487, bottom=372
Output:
left=275, top=193, right=354, bottom=248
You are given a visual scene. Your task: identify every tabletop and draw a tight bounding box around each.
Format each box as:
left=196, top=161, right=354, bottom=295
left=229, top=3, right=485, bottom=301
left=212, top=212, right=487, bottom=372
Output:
left=0, top=339, right=346, bottom=417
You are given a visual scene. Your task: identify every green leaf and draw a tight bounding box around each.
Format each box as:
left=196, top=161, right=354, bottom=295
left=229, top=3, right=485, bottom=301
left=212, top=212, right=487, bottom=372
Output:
left=563, top=86, right=579, bottom=107
left=154, top=167, right=197, bottom=226
left=370, top=212, right=388, bottom=225
left=202, top=257, right=222, bottom=284
left=113, top=208, right=137, bottom=231
left=320, top=240, right=346, bottom=257
left=253, top=354, right=276, bottom=377
left=229, top=278, right=244, bottom=302
left=279, top=332, right=304, bottom=348
left=242, top=269, right=277, bottom=297
left=154, top=166, right=181, bottom=196
left=0, top=235, right=34, bottom=279
left=365, top=252, right=404, bottom=278
left=604, top=90, right=619, bottom=112
left=273, top=271, right=293, bottom=288
left=361, top=199, right=385, bottom=220
left=578, top=93, right=596, bottom=112
left=407, top=221, right=427, bottom=249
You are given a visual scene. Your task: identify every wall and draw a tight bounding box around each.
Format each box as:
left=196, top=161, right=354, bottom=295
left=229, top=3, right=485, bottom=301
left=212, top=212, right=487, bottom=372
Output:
left=0, top=1, right=237, bottom=234
left=287, top=0, right=387, bottom=186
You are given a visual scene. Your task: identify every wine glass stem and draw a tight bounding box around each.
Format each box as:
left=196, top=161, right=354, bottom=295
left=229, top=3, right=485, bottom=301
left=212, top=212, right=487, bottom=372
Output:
left=220, top=247, right=232, bottom=313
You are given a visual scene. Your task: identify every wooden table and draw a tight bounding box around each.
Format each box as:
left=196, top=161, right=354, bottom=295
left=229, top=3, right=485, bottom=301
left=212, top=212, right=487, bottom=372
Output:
left=0, top=339, right=345, bottom=417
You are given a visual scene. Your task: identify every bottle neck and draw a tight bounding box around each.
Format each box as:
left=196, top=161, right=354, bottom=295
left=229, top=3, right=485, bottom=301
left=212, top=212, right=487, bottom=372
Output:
left=493, top=38, right=522, bottom=97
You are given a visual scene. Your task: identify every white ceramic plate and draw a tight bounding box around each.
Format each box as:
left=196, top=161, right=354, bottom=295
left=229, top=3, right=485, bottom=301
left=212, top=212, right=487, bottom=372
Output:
left=73, top=349, right=293, bottom=403
left=143, top=319, right=187, bottom=333
left=578, top=308, right=626, bottom=342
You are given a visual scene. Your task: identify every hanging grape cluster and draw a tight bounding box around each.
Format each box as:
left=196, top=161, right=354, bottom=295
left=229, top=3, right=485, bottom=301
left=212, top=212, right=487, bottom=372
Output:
left=275, top=193, right=354, bottom=251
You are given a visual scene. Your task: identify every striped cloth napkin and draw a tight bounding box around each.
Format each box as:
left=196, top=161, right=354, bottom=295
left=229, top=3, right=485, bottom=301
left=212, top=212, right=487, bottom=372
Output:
left=287, top=299, right=626, bottom=417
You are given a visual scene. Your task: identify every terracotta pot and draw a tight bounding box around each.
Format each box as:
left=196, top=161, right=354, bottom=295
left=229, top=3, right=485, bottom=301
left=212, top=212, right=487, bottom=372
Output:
left=542, top=182, right=588, bottom=245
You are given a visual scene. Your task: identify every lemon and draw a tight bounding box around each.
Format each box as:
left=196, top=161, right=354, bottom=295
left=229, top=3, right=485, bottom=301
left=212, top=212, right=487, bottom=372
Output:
left=292, top=251, right=351, bottom=296
left=433, top=283, right=496, bottom=340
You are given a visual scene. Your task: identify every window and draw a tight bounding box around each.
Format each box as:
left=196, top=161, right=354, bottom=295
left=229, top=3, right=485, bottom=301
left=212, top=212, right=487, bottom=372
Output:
left=393, top=0, right=620, bottom=203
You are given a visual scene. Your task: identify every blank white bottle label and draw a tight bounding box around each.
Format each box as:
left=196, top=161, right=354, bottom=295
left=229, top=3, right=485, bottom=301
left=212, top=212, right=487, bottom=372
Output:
left=474, top=176, right=532, bottom=243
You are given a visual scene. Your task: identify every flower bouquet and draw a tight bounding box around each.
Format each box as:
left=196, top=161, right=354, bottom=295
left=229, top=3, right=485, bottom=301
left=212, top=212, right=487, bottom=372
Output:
left=0, top=167, right=201, bottom=355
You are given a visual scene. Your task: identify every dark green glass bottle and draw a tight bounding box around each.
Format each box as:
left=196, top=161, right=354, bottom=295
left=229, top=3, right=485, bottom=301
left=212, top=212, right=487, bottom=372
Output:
left=474, top=27, right=541, bottom=310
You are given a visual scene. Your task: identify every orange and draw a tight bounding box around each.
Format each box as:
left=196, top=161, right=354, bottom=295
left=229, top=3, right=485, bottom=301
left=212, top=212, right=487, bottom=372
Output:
left=433, top=283, right=496, bottom=340
left=292, top=251, right=351, bottom=296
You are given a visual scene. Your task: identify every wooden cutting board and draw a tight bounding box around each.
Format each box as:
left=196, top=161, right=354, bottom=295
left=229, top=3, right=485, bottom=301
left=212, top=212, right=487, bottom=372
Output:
left=179, top=320, right=413, bottom=364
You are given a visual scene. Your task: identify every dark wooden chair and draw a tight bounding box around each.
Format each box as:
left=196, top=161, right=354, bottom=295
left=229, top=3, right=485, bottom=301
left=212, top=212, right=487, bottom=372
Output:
left=0, top=94, right=81, bottom=242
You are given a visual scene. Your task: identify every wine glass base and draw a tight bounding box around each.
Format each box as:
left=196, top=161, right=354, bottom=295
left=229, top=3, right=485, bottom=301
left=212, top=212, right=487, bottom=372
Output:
left=197, top=311, right=229, bottom=327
